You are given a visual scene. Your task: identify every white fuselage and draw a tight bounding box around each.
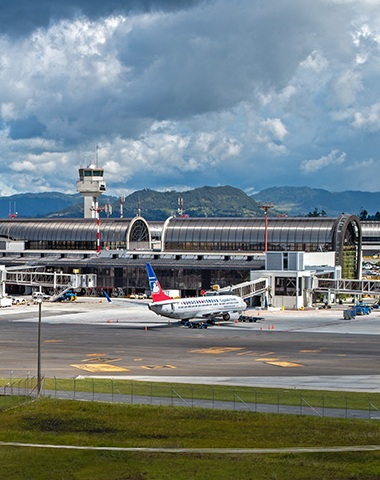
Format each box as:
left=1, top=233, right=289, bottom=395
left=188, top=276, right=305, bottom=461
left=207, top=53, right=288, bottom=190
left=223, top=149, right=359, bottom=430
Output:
left=148, top=294, right=246, bottom=320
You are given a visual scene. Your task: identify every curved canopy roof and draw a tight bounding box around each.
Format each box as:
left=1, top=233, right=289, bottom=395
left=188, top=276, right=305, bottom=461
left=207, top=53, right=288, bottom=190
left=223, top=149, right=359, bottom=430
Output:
left=0, top=218, right=151, bottom=245
left=162, top=216, right=357, bottom=249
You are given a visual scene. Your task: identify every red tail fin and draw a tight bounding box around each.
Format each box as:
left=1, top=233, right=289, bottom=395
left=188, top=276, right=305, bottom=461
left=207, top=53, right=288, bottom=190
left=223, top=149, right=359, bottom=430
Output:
left=146, top=263, right=172, bottom=302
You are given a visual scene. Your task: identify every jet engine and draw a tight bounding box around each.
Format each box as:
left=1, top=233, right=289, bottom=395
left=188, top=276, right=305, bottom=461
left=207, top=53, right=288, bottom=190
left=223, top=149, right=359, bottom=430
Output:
left=222, top=312, right=241, bottom=321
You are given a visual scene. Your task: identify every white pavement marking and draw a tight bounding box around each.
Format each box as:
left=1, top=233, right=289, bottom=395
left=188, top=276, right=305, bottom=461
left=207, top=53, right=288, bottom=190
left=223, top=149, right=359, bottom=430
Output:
left=1, top=441, right=380, bottom=454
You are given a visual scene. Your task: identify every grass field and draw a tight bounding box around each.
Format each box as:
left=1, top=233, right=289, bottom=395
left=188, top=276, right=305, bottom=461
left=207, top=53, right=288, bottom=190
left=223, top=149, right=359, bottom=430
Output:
left=0, top=397, right=380, bottom=479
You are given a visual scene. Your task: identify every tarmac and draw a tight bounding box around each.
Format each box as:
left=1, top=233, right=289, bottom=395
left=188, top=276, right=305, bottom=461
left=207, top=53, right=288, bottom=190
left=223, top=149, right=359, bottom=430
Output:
left=3, top=297, right=380, bottom=392
left=76, top=299, right=380, bottom=392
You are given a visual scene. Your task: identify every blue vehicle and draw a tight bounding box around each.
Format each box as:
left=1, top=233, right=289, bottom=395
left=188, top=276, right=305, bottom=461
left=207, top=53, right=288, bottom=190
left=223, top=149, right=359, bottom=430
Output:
left=353, top=302, right=372, bottom=315
left=58, top=289, right=77, bottom=302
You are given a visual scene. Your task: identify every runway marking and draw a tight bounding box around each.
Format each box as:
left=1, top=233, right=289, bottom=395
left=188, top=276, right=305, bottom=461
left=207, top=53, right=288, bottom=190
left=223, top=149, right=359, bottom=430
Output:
left=82, top=357, right=123, bottom=364
left=255, top=357, right=279, bottom=363
left=265, top=361, right=303, bottom=367
left=71, top=364, right=130, bottom=373
left=86, top=353, right=107, bottom=357
left=299, top=350, right=321, bottom=353
left=190, top=347, right=244, bottom=354
left=141, top=365, right=176, bottom=370
left=44, top=340, right=63, bottom=343
left=255, top=358, right=303, bottom=367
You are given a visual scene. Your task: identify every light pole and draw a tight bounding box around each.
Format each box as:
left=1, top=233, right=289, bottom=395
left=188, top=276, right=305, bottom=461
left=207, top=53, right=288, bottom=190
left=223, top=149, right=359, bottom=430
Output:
left=37, top=298, right=42, bottom=396
left=259, top=204, right=274, bottom=252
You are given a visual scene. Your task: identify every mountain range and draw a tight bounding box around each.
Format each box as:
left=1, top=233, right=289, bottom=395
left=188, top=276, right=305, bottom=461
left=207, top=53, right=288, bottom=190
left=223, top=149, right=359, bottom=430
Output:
left=0, top=186, right=378, bottom=220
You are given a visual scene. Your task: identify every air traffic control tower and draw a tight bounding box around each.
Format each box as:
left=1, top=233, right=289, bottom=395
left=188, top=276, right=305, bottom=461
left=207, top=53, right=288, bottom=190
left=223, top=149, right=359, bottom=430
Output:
left=76, top=163, right=106, bottom=218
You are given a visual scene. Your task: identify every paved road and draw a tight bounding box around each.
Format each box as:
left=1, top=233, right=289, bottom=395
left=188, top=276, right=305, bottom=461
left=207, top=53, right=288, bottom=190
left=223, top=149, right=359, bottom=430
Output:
left=1, top=298, right=380, bottom=391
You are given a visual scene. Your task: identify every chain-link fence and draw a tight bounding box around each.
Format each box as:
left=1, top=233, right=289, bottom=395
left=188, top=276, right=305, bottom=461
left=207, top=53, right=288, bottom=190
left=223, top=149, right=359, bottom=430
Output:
left=1, top=375, right=380, bottom=420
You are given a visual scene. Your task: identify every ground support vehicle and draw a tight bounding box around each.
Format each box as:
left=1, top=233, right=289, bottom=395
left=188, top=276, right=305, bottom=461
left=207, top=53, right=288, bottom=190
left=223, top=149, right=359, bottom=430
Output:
left=183, top=321, right=208, bottom=329
left=57, top=290, right=77, bottom=302
left=353, top=303, right=372, bottom=315
left=343, top=308, right=356, bottom=320
left=239, top=315, right=262, bottom=323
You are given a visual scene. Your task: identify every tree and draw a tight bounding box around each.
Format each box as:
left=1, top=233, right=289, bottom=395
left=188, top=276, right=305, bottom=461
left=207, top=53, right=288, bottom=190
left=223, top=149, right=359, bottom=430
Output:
left=359, top=209, right=368, bottom=221
left=307, top=208, right=326, bottom=217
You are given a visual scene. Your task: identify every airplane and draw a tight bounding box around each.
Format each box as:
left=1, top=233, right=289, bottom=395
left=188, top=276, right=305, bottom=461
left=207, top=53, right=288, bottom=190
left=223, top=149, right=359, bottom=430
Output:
left=146, top=263, right=247, bottom=322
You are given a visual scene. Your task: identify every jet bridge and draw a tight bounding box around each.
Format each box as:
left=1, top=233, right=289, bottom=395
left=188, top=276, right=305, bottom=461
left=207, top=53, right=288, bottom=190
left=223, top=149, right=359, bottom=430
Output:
left=219, top=277, right=268, bottom=300
left=313, top=277, right=380, bottom=296
left=0, top=265, right=96, bottom=301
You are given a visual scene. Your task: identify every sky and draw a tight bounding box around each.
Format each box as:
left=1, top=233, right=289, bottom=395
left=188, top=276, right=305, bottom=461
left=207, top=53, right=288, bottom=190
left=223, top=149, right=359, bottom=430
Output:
left=0, top=0, right=380, bottom=197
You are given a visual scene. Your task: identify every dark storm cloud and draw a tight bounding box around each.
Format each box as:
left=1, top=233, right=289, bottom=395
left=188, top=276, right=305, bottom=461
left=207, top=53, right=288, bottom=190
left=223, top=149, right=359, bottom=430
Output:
left=0, top=0, right=202, bottom=37
left=0, top=0, right=379, bottom=195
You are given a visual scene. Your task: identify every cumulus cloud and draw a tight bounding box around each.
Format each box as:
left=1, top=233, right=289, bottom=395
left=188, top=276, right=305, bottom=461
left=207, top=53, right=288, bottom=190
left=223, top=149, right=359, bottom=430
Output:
left=352, top=103, right=380, bottom=131
left=0, top=0, right=378, bottom=195
left=301, top=150, right=347, bottom=174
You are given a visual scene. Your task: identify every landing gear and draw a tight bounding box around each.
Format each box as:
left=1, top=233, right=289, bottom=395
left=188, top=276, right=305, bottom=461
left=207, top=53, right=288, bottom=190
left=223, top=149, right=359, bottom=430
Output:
left=183, top=321, right=208, bottom=329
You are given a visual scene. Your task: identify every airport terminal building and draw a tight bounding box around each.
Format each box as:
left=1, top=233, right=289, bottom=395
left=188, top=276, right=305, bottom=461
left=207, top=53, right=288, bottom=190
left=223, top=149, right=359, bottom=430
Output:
left=0, top=213, right=363, bottom=304
left=0, top=161, right=375, bottom=308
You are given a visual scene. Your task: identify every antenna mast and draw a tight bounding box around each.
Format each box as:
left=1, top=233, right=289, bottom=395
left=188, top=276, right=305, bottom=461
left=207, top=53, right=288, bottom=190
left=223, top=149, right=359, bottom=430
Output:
left=137, top=198, right=141, bottom=217
left=119, top=195, right=125, bottom=219
left=95, top=145, right=100, bottom=167
left=178, top=197, right=183, bottom=217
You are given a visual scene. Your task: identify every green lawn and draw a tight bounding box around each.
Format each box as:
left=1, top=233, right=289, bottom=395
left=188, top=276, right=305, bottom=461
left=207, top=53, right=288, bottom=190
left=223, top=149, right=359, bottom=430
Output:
left=0, top=398, right=380, bottom=479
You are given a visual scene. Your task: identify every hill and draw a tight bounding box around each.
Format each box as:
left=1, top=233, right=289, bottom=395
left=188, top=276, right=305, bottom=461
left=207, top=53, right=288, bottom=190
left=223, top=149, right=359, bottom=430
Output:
left=44, top=186, right=264, bottom=220
left=1, top=186, right=380, bottom=219
left=0, top=192, right=81, bottom=218
left=122, top=186, right=264, bottom=220
left=253, top=187, right=380, bottom=217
